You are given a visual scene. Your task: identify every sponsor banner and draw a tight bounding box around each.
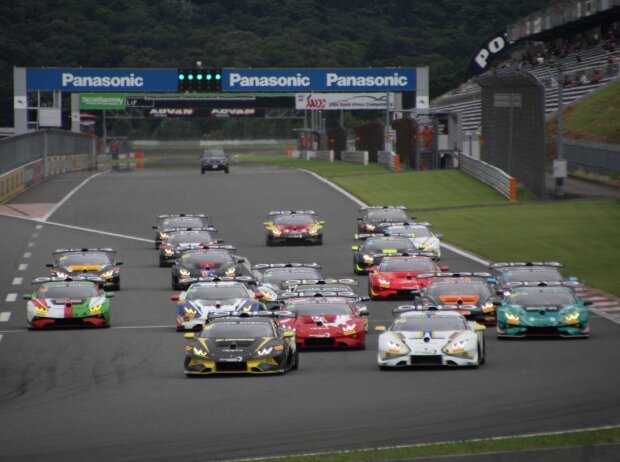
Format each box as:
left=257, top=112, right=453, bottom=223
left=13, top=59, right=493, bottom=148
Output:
left=295, top=93, right=394, bottom=110
left=148, top=108, right=263, bottom=118
left=223, top=68, right=416, bottom=92
left=80, top=94, right=127, bottom=109
left=27, top=68, right=178, bottom=92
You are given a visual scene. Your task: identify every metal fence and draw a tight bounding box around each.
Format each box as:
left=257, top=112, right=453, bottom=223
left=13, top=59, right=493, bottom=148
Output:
left=563, top=138, right=620, bottom=176
left=476, top=72, right=546, bottom=198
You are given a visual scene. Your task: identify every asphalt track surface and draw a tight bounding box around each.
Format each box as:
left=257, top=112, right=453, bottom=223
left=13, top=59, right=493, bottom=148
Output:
left=0, top=165, right=619, bottom=462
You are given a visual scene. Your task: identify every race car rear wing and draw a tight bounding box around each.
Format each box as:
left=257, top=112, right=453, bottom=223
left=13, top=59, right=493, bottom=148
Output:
left=281, top=278, right=358, bottom=289
left=279, top=291, right=358, bottom=300
left=371, top=252, right=439, bottom=262
left=32, top=276, right=107, bottom=284
left=178, top=244, right=236, bottom=253
left=489, top=261, right=563, bottom=269
left=503, top=281, right=579, bottom=289
left=206, top=310, right=296, bottom=321
left=156, top=213, right=207, bottom=219
left=416, top=272, right=494, bottom=280
left=267, top=210, right=318, bottom=216
left=53, top=248, right=116, bottom=255
left=353, top=233, right=384, bottom=240
left=392, top=305, right=468, bottom=317
left=252, top=262, right=322, bottom=271
left=182, top=276, right=255, bottom=285
left=359, top=205, right=407, bottom=212
left=162, top=226, right=217, bottom=233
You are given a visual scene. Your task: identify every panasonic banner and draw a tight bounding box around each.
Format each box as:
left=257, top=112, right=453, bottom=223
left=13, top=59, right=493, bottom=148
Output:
left=223, top=68, right=416, bottom=92
left=26, top=68, right=178, bottom=92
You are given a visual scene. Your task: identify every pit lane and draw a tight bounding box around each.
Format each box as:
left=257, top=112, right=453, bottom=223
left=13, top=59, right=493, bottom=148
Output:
left=0, top=165, right=618, bottom=462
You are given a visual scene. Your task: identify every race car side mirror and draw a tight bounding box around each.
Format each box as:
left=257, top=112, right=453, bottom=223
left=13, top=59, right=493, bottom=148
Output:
left=351, top=246, right=359, bottom=251
left=262, top=222, right=270, bottom=226
left=170, top=294, right=180, bottom=301
left=46, top=263, right=53, bottom=267
left=375, top=326, right=386, bottom=331
left=359, top=307, right=369, bottom=316
left=22, top=294, right=32, bottom=300
left=493, top=301, right=503, bottom=306
left=105, top=292, right=115, bottom=298
left=360, top=296, right=370, bottom=302
left=184, top=333, right=195, bottom=339
left=319, top=221, right=326, bottom=224
left=440, top=266, right=449, bottom=271
left=283, top=331, right=295, bottom=338
left=475, top=324, right=486, bottom=331
left=236, top=257, right=246, bottom=263
left=584, top=300, right=593, bottom=306
left=435, top=233, right=444, bottom=239
left=152, top=226, right=158, bottom=229
left=116, top=261, right=124, bottom=266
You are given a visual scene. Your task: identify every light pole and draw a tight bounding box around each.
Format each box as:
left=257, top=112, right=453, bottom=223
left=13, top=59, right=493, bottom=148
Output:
left=546, top=61, right=566, bottom=196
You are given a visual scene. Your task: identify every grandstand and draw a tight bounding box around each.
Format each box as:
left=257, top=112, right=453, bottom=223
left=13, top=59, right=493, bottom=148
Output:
left=431, top=0, right=620, bottom=144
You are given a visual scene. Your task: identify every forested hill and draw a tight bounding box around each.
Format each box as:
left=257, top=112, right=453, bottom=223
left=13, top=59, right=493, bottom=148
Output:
left=0, top=0, right=551, bottom=126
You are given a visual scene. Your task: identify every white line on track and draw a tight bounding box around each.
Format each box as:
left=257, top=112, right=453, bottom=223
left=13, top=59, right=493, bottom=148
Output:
left=5, top=294, right=17, bottom=302
left=27, top=242, right=34, bottom=248
left=41, top=171, right=107, bottom=222
left=12, top=277, right=23, bottom=285
left=31, top=232, right=39, bottom=238
left=23, top=252, right=32, bottom=258
left=18, top=264, right=28, bottom=271
left=35, top=224, right=42, bottom=230
left=0, top=312, right=11, bottom=322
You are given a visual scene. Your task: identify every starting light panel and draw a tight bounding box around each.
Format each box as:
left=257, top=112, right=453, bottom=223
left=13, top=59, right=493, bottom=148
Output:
left=178, top=68, right=221, bottom=92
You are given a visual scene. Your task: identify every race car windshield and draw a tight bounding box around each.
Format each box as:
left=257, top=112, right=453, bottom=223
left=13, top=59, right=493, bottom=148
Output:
left=168, top=233, right=213, bottom=245
left=161, top=217, right=206, bottom=229
left=427, top=283, right=492, bottom=297
left=387, top=226, right=432, bottom=238
left=393, top=317, right=468, bottom=332
left=36, top=285, right=100, bottom=298
left=366, top=210, right=407, bottom=222
left=287, top=303, right=353, bottom=316
left=182, top=253, right=232, bottom=266
left=364, top=239, right=415, bottom=251
left=187, top=287, right=248, bottom=300
left=203, top=150, right=226, bottom=159
left=201, top=322, right=274, bottom=338
left=502, top=269, right=563, bottom=283
left=379, top=260, right=436, bottom=272
left=262, top=270, right=322, bottom=285
left=57, top=254, right=112, bottom=266
left=273, top=215, right=316, bottom=225
left=509, top=292, right=577, bottom=306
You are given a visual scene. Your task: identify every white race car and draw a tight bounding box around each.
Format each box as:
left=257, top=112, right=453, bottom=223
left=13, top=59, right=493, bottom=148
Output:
left=376, top=309, right=485, bottom=368
left=382, top=223, right=443, bottom=259
left=171, top=279, right=261, bottom=331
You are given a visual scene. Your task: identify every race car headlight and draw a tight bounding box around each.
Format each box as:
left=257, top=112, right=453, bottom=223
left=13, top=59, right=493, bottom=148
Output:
left=192, top=346, right=209, bottom=357
left=563, top=311, right=581, bottom=324
left=225, top=267, right=236, bottom=276
left=260, top=288, right=277, bottom=301
left=382, top=335, right=409, bottom=358
left=256, top=346, right=273, bottom=356
left=271, top=229, right=282, bottom=237
left=362, top=254, right=374, bottom=264
left=481, top=302, right=495, bottom=313
left=308, top=226, right=320, bottom=235
left=89, top=304, right=103, bottom=313
left=504, top=312, right=521, bottom=325
left=184, top=307, right=198, bottom=318
left=100, top=270, right=116, bottom=279
left=443, top=338, right=469, bottom=354
left=160, top=233, right=169, bottom=239
left=179, top=269, right=191, bottom=278
left=377, top=277, right=390, bottom=288
left=164, top=248, right=174, bottom=256
left=51, top=271, right=68, bottom=278
left=339, top=323, right=358, bottom=335
left=423, top=243, right=434, bottom=251
left=365, top=224, right=376, bottom=231
left=34, top=305, right=48, bottom=313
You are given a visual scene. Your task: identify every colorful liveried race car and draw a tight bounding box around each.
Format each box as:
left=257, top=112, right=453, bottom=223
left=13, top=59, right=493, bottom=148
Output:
left=263, top=210, right=325, bottom=246
left=152, top=214, right=210, bottom=249
left=171, top=246, right=247, bottom=290
left=46, top=248, right=123, bottom=290
left=376, top=309, right=486, bottom=368
left=278, top=296, right=369, bottom=348
left=183, top=312, right=298, bottom=376
left=171, top=277, right=262, bottom=331
left=368, top=255, right=448, bottom=299
left=415, top=272, right=501, bottom=325
left=351, top=236, right=418, bottom=274
left=489, top=261, right=579, bottom=291
left=496, top=283, right=590, bottom=338
left=24, top=276, right=113, bottom=329
left=381, top=222, right=444, bottom=260
left=356, top=206, right=413, bottom=233
left=158, top=228, right=221, bottom=267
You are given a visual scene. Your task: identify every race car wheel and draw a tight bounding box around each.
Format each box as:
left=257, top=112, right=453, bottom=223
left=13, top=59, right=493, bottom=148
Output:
left=292, top=350, right=299, bottom=370
left=315, top=236, right=323, bottom=245
left=266, top=236, right=274, bottom=246
left=378, top=365, right=390, bottom=371
left=172, top=276, right=182, bottom=291
left=354, top=260, right=365, bottom=275
left=224, top=167, right=229, bottom=174
left=159, top=260, right=167, bottom=268
left=201, top=169, right=205, bottom=174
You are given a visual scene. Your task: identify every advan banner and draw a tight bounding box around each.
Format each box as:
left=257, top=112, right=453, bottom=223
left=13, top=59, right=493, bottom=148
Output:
left=295, top=93, right=394, bottom=110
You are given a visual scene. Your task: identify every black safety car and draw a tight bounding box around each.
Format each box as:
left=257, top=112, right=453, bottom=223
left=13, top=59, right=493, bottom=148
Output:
left=201, top=148, right=230, bottom=174
left=45, top=248, right=123, bottom=290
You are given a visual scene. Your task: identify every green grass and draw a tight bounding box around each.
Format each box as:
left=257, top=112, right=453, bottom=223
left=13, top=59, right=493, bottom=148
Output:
left=237, top=154, right=620, bottom=296
left=240, top=426, right=620, bottom=462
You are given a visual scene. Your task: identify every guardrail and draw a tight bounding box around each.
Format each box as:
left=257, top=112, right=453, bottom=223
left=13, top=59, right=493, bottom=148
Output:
left=377, top=151, right=401, bottom=172
left=341, top=151, right=369, bottom=165
left=563, top=138, right=620, bottom=177
left=459, top=153, right=517, bottom=201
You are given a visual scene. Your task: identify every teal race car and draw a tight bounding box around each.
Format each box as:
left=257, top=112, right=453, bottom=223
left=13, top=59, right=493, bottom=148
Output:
left=496, top=283, right=590, bottom=338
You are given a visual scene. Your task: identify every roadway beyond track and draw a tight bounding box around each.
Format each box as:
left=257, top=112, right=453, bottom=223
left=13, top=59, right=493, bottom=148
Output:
left=0, top=165, right=618, bottom=462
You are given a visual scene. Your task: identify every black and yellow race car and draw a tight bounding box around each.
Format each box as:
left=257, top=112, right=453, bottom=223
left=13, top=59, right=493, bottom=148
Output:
left=356, top=206, right=413, bottom=233
left=183, top=312, right=298, bottom=376
left=46, top=248, right=123, bottom=290
left=351, top=236, right=417, bottom=275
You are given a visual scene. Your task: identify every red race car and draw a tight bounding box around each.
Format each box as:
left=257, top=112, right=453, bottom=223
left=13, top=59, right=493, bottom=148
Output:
left=368, top=255, right=448, bottom=299
left=278, top=296, right=368, bottom=349
left=263, top=210, right=324, bottom=246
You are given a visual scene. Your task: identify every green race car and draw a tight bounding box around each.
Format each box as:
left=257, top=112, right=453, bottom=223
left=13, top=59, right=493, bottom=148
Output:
left=496, top=283, right=590, bottom=338
left=24, top=277, right=113, bottom=329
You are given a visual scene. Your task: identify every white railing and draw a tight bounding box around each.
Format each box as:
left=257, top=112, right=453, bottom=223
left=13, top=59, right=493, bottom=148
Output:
left=459, top=153, right=516, bottom=201
left=341, top=151, right=369, bottom=165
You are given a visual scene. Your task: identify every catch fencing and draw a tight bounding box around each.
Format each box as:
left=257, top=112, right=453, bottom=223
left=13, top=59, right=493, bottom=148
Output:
left=563, top=138, right=620, bottom=176
left=459, top=153, right=517, bottom=201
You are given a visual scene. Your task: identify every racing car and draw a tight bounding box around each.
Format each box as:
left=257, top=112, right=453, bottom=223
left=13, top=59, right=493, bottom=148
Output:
left=171, top=246, right=246, bottom=290
left=351, top=236, right=418, bottom=274
left=278, top=295, right=368, bottom=348
left=46, top=248, right=123, bottom=290
left=496, top=282, right=590, bottom=338
left=252, top=263, right=323, bottom=290
left=158, top=228, right=221, bottom=267
left=415, top=272, right=501, bottom=324
left=376, top=309, right=486, bottom=368
left=171, top=277, right=262, bottom=331
left=153, top=214, right=211, bottom=249
left=280, top=279, right=365, bottom=301
left=23, top=276, right=113, bottom=329
left=381, top=222, right=444, bottom=259
left=263, top=210, right=325, bottom=246
left=183, top=312, right=298, bottom=375
left=356, top=206, right=413, bottom=233
left=489, top=261, right=579, bottom=291
left=368, top=255, right=448, bottom=299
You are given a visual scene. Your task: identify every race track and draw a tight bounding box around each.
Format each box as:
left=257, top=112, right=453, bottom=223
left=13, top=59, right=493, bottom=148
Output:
left=0, top=164, right=619, bottom=462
